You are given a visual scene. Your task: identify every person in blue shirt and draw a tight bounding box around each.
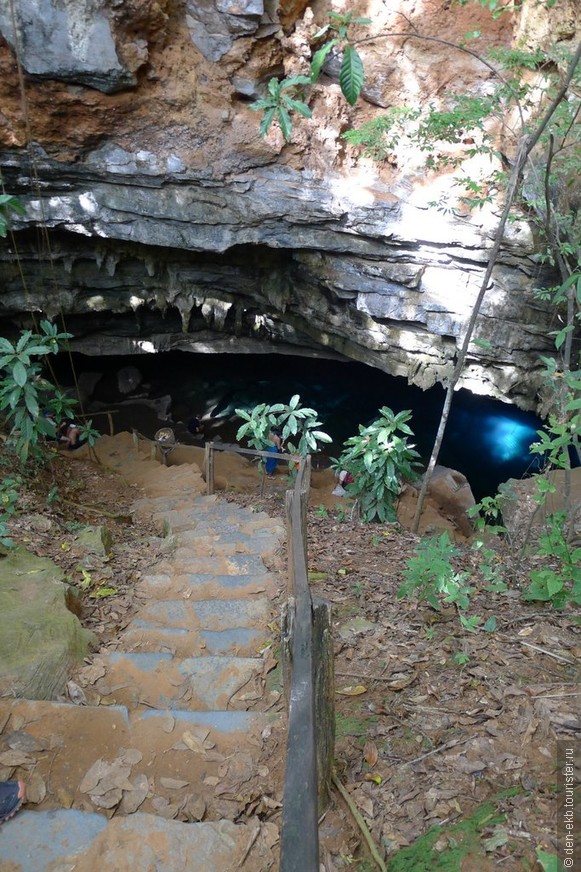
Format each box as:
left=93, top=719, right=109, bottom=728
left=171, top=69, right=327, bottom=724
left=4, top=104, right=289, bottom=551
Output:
left=265, top=427, right=282, bottom=476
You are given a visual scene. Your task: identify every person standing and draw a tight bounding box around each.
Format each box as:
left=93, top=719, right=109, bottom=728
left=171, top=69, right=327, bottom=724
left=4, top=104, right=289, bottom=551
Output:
left=265, top=427, right=282, bottom=476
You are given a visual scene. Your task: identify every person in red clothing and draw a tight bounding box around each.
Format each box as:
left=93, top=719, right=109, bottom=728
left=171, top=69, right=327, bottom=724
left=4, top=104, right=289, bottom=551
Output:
left=332, top=469, right=354, bottom=496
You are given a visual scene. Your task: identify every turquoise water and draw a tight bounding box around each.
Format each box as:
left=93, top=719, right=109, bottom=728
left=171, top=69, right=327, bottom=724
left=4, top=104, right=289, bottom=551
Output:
left=60, top=351, right=546, bottom=500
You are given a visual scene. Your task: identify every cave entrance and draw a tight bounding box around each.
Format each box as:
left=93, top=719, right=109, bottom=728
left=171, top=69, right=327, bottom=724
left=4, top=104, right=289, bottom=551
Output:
left=51, top=350, right=544, bottom=501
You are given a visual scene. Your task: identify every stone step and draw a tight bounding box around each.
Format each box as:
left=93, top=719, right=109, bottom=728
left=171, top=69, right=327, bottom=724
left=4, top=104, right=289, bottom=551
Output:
left=136, top=571, right=276, bottom=601
left=158, top=552, right=272, bottom=576
left=0, top=700, right=277, bottom=823
left=0, top=809, right=278, bottom=872
left=97, top=652, right=265, bottom=711
left=172, top=529, right=281, bottom=560
left=119, top=623, right=269, bottom=657
left=131, top=597, right=273, bottom=632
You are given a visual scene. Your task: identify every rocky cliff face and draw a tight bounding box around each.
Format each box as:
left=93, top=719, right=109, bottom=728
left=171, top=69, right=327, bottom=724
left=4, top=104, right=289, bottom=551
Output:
left=0, top=0, right=577, bottom=411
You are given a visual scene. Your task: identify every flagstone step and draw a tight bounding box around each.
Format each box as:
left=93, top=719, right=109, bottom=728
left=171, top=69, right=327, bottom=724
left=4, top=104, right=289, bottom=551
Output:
left=136, top=571, right=277, bottom=601
left=175, top=529, right=282, bottom=558
left=131, top=597, right=273, bottom=633
left=158, top=551, right=272, bottom=576
left=97, top=652, right=265, bottom=711
left=158, top=509, right=283, bottom=536
left=119, top=623, right=270, bottom=657
left=0, top=809, right=278, bottom=872
left=0, top=699, right=277, bottom=823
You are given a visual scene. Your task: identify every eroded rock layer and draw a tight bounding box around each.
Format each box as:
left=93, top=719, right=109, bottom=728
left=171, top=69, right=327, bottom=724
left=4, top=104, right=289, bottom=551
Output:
left=0, top=0, right=577, bottom=411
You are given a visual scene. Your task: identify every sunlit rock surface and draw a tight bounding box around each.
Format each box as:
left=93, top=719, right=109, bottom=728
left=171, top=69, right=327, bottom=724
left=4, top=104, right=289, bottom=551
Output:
left=0, top=0, right=577, bottom=412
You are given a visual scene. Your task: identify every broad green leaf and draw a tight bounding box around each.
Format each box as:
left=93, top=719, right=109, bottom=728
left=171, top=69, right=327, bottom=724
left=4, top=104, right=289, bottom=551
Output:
left=283, top=98, right=312, bottom=119
left=251, top=97, right=274, bottom=112
left=281, top=75, right=312, bottom=89
left=12, top=360, right=27, bottom=387
left=339, top=45, right=364, bottom=106
left=535, top=848, right=559, bottom=872
left=259, top=107, right=277, bottom=138
left=313, top=24, right=330, bottom=39
left=289, top=394, right=300, bottom=410
left=16, top=331, right=32, bottom=352
left=23, top=344, right=51, bottom=355
left=310, top=39, right=338, bottom=81
left=24, top=392, right=39, bottom=418
left=547, top=576, right=563, bottom=596
left=277, top=106, right=292, bottom=142
left=267, top=77, right=280, bottom=98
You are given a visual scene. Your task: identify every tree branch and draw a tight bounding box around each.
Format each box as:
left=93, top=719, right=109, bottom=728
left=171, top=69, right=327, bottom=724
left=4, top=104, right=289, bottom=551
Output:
left=412, top=40, right=581, bottom=533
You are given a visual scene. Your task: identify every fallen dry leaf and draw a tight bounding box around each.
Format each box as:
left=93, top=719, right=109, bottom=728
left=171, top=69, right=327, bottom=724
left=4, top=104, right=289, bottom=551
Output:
left=119, top=774, right=149, bottom=814
left=160, top=777, right=189, bottom=790
left=363, top=740, right=379, bottom=768
left=0, top=751, right=36, bottom=767
left=336, top=684, right=367, bottom=696
left=25, top=771, right=47, bottom=804
left=181, top=730, right=208, bottom=753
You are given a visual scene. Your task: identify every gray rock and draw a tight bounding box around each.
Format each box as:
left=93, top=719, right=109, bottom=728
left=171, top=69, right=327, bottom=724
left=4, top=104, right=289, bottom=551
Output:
left=185, top=0, right=264, bottom=62
left=0, top=0, right=137, bottom=93
left=74, top=525, right=114, bottom=558
left=0, top=159, right=558, bottom=412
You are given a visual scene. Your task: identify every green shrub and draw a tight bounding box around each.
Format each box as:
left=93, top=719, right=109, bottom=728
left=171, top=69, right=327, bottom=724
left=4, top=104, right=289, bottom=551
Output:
left=235, top=394, right=331, bottom=459
left=333, top=407, right=421, bottom=522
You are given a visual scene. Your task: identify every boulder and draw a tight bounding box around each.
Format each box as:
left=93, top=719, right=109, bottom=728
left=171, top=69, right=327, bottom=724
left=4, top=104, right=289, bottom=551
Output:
left=396, top=466, right=476, bottom=541
left=498, top=468, right=581, bottom=546
left=0, top=549, right=95, bottom=700
left=0, top=0, right=138, bottom=92
left=73, top=525, right=114, bottom=559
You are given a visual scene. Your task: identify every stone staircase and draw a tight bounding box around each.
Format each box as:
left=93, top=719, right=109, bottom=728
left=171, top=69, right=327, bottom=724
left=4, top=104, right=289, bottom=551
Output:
left=0, top=433, right=286, bottom=871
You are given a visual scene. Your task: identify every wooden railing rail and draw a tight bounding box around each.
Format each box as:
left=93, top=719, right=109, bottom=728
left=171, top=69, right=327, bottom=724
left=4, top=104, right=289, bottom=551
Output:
left=204, top=441, right=333, bottom=871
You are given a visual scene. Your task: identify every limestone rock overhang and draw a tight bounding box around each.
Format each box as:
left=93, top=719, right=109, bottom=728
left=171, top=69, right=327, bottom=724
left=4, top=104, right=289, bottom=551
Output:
left=0, top=151, right=563, bottom=413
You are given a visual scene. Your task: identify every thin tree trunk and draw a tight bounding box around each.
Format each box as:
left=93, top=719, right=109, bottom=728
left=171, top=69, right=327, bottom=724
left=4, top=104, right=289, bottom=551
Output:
left=412, top=42, right=581, bottom=533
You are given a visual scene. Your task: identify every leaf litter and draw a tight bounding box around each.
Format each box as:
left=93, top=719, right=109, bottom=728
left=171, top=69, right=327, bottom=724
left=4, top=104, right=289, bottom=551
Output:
left=225, top=490, right=579, bottom=870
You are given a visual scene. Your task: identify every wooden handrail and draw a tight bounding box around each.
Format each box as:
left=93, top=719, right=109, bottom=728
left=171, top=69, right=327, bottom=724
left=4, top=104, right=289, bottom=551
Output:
left=280, top=456, right=320, bottom=872
left=176, top=439, right=330, bottom=869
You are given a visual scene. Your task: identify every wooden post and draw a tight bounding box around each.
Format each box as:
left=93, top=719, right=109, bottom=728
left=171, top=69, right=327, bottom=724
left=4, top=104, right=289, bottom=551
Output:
left=312, top=596, right=334, bottom=811
left=285, top=490, right=294, bottom=597
left=205, top=442, right=214, bottom=495
left=280, top=599, right=294, bottom=708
